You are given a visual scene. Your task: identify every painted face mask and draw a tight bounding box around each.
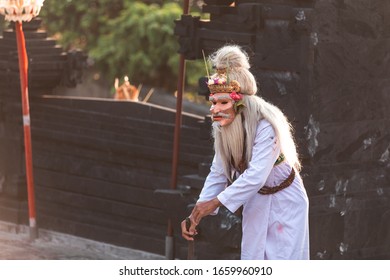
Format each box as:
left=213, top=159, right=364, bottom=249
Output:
left=207, top=68, right=244, bottom=127
left=209, top=93, right=237, bottom=127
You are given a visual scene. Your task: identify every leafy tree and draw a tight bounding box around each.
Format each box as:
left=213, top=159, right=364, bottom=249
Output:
left=40, top=0, right=124, bottom=50
left=39, top=0, right=205, bottom=91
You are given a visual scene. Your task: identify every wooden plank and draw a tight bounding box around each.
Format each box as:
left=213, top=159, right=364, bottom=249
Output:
left=30, top=103, right=205, bottom=145
left=36, top=199, right=166, bottom=237
left=33, top=96, right=203, bottom=127
left=35, top=169, right=164, bottom=207
left=31, top=118, right=210, bottom=154
left=37, top=208, right=165, bottom=255
left=31, top=126, right=207, bottom=167
left=36, top=186, right=165, bottom=224
left=32, top=147, right=174, bottom=181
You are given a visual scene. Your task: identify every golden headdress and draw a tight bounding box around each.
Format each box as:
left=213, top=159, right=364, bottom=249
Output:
left=207, top=68, right=241, bottom=94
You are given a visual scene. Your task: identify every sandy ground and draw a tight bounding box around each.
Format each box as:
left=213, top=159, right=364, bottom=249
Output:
left=0, top=221, right=165, bottom=260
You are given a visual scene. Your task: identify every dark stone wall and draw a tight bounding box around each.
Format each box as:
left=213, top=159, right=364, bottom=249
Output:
left=306, top=0, right=390, bottom=259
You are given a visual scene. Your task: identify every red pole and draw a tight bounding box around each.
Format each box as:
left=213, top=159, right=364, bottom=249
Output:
left=15, top=21, right=38, bottom=240
left=170, top=0, right=190, bottom=191
left=166, top=0, right=190, bottom=259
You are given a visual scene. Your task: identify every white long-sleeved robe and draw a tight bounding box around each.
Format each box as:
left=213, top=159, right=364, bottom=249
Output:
left=198, top=119, right=310, bottom=260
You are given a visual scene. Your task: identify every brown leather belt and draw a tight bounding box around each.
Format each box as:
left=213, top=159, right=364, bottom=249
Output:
left=258, top=168, right=295, bottom=195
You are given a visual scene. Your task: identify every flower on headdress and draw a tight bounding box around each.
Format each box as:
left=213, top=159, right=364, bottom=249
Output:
left=229, top=91, right=242, bottom=102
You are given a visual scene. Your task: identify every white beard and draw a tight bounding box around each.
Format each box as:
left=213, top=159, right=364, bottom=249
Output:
left=212, top=113, right=245, bottom=180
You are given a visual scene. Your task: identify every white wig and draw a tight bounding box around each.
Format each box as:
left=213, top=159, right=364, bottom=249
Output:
left=209, top=45, right=257, bottom=95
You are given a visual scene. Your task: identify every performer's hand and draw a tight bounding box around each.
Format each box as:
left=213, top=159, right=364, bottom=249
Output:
left=182, top=198, right=222, bottom=241
left=181, top=217, right=197, bottom=241
left=191, top=198, right=222, bottom=223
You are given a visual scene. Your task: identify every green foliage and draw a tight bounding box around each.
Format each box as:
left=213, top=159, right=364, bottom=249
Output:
left=39, top=0, right=205, bottom=91
left=90, top=1, right=181, bottom=89
left=41, top=0, right=125, bottom=50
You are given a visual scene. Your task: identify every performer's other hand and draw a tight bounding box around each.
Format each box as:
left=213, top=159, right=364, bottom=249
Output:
left=181, top=217, right=197, bottom=241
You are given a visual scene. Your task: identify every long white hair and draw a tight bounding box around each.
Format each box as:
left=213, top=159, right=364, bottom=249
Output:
left=210, top=45, right=301, bottom=179
left=242, top=95, right=301, bottom=171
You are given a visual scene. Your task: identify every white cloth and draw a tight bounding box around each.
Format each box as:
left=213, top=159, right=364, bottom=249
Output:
left=198, top=119, right=310, bottom=260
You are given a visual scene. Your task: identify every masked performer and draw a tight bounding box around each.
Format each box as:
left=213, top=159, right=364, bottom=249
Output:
left=181, top=45, right=309, bottom=260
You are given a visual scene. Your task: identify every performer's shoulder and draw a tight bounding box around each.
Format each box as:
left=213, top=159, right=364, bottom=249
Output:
left=257, top=118, right=272, bottom=130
